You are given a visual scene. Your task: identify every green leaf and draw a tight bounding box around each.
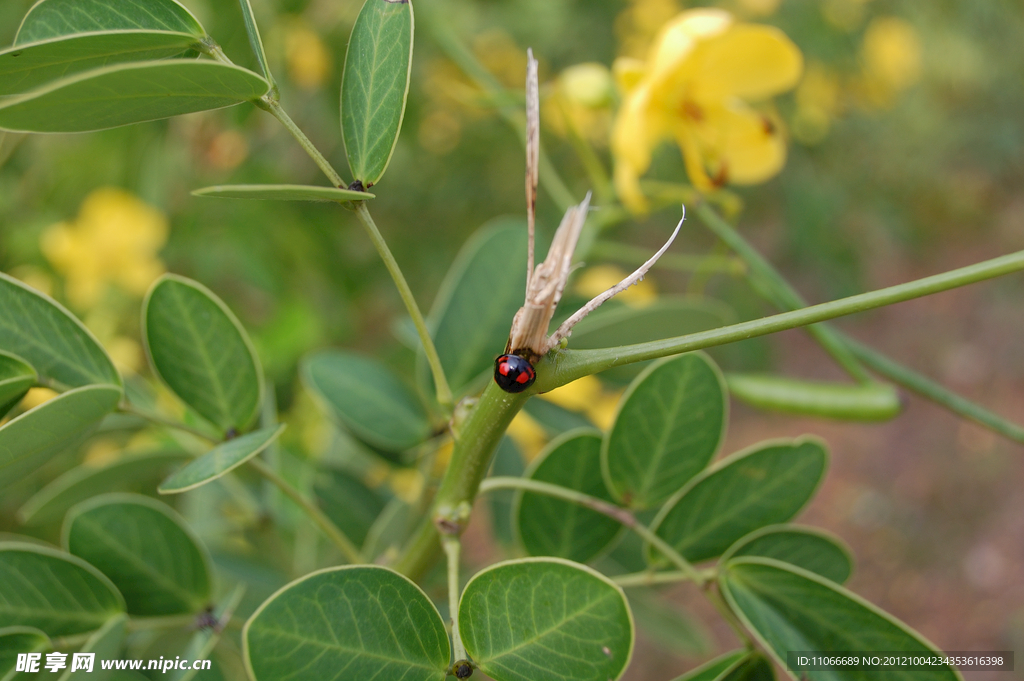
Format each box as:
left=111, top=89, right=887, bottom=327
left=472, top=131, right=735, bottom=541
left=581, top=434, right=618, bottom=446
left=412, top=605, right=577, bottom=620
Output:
left=63, top=494, right=211, bottom=615
left=235, top=0, right=273, bottom=85
left=570, top=297, right=732, bottom=384
left=192, top=184, right=374, bottom=202
left=515, top=430, right=621, bottom=563
left=244, top=566, right=449, bottom=681
left=426, top=220, right=527, bottom=395
left=362, top=497, right=413, bottom=561
left=722, top=525, right=853, bottom=585
left=669, top=650, right=747, bottom=681
left=650, top=438, right=828, bottom=564
left=725, top=374, right=902, bottom=422
left=459, top=558, right=634, bottom=681
left=0, top=32, right=202, bottom=97
left=0, top=61, right=269, bottom=133
left=143, top=274, right=263, bottom=433
left=602, top=353, right=727, bottom=509
left=0, top=385, right=122, bottom=492
left=0, top=627, right=49, bottom=681
left=158, top=425, right=284, bottom=494
left=18, top=450, right=190, bottom=526
left=314, top=469, right=388, bottom=548
left=0, top=351, right=35, bottom=418
left=0, top=542, right=125, bottom=636
left=56, top=614, right=127, bottom=681
left=302, top=351, right=430, bottom=454
left=720, top=558, right=960, bottom=681
left=340, top=0, right=414, bottom=186
left=15, top=0, right=205, bottom=43
left=0, top=272, right=120, bottom=389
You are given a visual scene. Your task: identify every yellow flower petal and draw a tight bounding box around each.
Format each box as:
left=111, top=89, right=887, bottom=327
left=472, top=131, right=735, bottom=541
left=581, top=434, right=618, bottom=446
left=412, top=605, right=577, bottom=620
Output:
left=613, top=57, right=646, bottom=94
left=685, top=102, right=788, bottom=185
left=685, top=24, right=803, bottom=103
left=647, top=9, right=732, bottom=88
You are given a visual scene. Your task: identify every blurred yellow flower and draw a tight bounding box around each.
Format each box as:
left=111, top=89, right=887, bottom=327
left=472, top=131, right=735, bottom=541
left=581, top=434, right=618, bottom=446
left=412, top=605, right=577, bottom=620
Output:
left=41, top=188, right=168, bottom=308
left=574, top=264, right=656, bottom=307
left=737, top=0, right=782, bottom=18
left=285, top=23, right=332, bottom=90
left=860, top=16, right=921, bottom=102
left=540, top=375, right=622, bottom=431
left=611, top=8, right=803, bottom=211
left=506, top=410, right=547, bottom=462
left=616, top=0, right=684, bottom=60
left=793, top=61, right=841, bottom=144
left=544, top=63, right=615, bottom=145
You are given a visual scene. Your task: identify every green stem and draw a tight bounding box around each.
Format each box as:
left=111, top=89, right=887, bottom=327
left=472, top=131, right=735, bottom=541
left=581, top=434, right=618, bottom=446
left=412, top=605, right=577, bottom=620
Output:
left=843, top=336, right=1024, bottom=444
left=354, top=203, right=453, bottom=409
left=540, top=249, right=1024, bottom=390
left=262, top=99, right=345, bottom=188
left=442, top=537, right=469, bottom=663
left=118, top=402, right=219, bottom=442
left=696, top=202, right=1024, bottom=444
left=694, top=202, right=873, bottom=383
left=612, top=569, right=712, bottom=588
left=478, top=476, right=703, bottom=584
left=246, top=457, right=363, bottom=564
left=394, top=382, right=527, bottom=578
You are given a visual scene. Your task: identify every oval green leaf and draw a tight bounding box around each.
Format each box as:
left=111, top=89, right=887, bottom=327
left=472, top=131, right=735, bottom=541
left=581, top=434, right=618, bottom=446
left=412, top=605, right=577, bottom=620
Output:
left=515, top=430, right=621, bottom=563
left=340, top=0, right=414, bottom=186
left=0, top=385, right=122, bottom=492
left=158, top=425, right=284, bottom=494
left=726, top=374, right=902, bottom=422
left=669, top=650, right=747, bottom=681
left=56, top=613, right=127, bottom=681
left=0, top=32, right=202, bottom=96
left=650, top=438, right=828, bottom=564
left=720, top=557, right=960, bottom=681
left=244, top=565, right=449, bottom=681
left=570, top=296, right=733, bottom=384
left=143, top=274, right=263, bottom=433
left=0, top=272, right=120, bottom=389
left=0, top=61, right=269, bottom=133
left=235, top=0, right=273, bottom=85
left=314, top=468, right=388, bottom=548
left=16, top=0, right=205, bottom=43
left=459, top=558, right=635, bottom=681
left=0, top=542, right=125, bottom=636
left=63, top=494, right=211, bottom=615
left=602, top=353, right=727, bottom=509
left=302, top=350, right=430, bottom=454
left=192, top=184, right=374, bottom=202
left=722, top=525, right=853, bottom=585
left=18, top=450, right=190, bottom=526
left=0, top=627, right=50, bottom=681
left=0, top=351, right=35, bottom=418
left=425, top=220, right=527, bottom=396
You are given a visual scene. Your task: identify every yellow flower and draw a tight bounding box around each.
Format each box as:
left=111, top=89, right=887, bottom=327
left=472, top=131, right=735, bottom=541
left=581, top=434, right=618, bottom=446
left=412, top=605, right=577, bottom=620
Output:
left=41, top=188, right=168, bottom=308
left=574, top=265, right=656, bottom=307
left=611, top=9, right=803, bottom=212
left=860, top=17, right=921, bottom=101
left=284, top=23, right=332, bottom=91
left=544, top=63, right=615, bottom=145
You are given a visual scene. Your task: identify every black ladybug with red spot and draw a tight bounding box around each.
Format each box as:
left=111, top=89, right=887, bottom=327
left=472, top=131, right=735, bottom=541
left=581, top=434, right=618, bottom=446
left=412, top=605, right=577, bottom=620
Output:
left=493, top=354, right=536, bottom=393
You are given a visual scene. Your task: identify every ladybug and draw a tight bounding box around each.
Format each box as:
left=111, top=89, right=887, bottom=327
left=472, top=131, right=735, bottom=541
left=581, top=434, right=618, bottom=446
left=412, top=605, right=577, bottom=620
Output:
left=494, top=354, right=536, bottom=393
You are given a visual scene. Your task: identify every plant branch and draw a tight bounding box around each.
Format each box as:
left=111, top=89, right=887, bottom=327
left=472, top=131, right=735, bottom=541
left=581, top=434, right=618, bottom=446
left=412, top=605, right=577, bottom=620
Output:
left=246, top=457, right=363, bottom=564
left=696, top=202, right=1024, bottom=444
left=478, top=476, right=704, bottom=584
left=843, top=336, right=1024, bottom=444
left=612, top=569, right=713, bottom=588
left=442, top=537, right=469, bottom=664
left=353, top=203, right=453, bottom=409
left=694, top=202, right=872, bottom=383
left=539, top=249, right=1024, bottom=390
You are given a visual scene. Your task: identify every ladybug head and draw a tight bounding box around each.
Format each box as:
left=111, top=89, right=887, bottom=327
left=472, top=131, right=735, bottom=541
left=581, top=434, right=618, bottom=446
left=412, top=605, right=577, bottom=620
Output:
left=493, top=354, right=536, bottom=393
